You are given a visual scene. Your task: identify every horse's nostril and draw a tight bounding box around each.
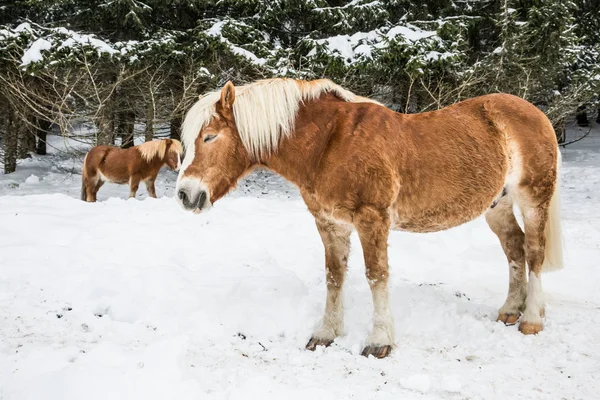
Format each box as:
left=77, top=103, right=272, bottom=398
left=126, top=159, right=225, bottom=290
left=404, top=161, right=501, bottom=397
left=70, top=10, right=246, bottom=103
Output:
left=197, top=191, right=207, bottom=209
left=178, top=189, right=187, bottom=202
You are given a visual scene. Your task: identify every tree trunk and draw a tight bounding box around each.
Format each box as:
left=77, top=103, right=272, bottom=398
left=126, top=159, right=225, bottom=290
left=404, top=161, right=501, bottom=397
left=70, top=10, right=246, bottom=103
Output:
left=119, top=110, right=135, bottom=149
left=170, top=115, right=182, bottom=141
left=4, top=109, right=17, bottom=173
left=18, top=116, right=36, bottom=159
left=36, top=118, right=51, bottom=155
left=96, top=104, right=115, bottom=145
left=576, top=104, right=589, bottom=127
left=145, top=100, right=154, bottom=142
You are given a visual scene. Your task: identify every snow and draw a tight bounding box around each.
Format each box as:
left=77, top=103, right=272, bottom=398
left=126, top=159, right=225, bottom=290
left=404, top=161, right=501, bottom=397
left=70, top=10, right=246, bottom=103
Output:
left=14, top=22, right=33, bottom=33
left=424, top=51, right=453, bottom=61
left=309, top=24, right=445, bottom=65
left=24, top=174, right=40, bottom=184
left=1, top=126, right=600, bottom=399
left=206, top=20, right=226, bottom=37
left=386, top=25, right=437, bottom=42
left=316, top=35, right=355, bottom=61
left=21, top=37, right=52, bottom=65
left=314, top=0, right=380, bottom=10
left=55, top=28, right=118, bottom=55
left=19, top=26, right=119, bottom=66
left=205, top=20, right=266, bottom=66
left=230, top=45, right=266, bottom=66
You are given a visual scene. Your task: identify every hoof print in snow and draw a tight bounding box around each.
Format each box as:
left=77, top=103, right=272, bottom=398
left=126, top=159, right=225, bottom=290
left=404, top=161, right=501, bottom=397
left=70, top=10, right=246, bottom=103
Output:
left=361, top=345, right=392, bottom=359
left=305, top=337, right=333, bottom=351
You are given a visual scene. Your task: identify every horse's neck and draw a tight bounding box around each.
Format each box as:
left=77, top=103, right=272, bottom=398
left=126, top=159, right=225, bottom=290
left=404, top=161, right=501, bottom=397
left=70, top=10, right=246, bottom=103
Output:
left=260, top=98, right=340, bottom=189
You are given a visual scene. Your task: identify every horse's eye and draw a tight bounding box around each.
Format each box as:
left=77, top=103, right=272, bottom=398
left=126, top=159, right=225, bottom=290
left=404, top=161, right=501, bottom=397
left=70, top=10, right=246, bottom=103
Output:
left=203, top=134, right=217, bottom=143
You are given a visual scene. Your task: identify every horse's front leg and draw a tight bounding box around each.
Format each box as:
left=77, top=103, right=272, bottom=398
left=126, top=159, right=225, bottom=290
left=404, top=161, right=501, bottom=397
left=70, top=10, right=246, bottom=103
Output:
left=355, top=206, right=394, bottom=358
left=145, top=177, right=157, bottom=198
left=129, top=175, right=141, bottom=198
left=306, top=217, right=352, bottom=351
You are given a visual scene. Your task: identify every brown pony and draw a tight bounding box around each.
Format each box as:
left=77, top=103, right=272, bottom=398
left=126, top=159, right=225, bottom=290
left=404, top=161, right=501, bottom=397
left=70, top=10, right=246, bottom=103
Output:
left=176, top=78, right=563, bottom=358
left=82, top=139, right=183, bottom=202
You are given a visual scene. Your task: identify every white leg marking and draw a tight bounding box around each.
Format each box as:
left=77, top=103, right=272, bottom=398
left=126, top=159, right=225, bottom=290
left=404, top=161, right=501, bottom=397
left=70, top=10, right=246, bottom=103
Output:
left=366, top=284, right=395, bottom=346
left=521, top=271, right=545, bottom=325
left=498, top=261, right=527, bottom=315
left=312, top=287, right=344, bottom=340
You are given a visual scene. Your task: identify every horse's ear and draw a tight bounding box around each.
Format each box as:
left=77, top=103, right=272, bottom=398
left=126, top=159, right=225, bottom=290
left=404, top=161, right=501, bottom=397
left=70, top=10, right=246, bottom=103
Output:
left=219, top=81, right=235, bottom=115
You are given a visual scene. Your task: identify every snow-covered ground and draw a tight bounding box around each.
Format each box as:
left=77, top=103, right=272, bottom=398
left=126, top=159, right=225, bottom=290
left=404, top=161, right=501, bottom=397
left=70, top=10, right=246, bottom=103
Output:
left=1, top=126, right=599, bottom=399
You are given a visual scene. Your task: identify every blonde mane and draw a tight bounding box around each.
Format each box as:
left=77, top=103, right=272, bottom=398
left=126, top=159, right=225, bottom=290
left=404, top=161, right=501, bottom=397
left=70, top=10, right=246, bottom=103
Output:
left=137, top=139, right=182, bottom=162
left=181, top=78, right=382, bottom=160
left=168, top=139, right=183, bottom=156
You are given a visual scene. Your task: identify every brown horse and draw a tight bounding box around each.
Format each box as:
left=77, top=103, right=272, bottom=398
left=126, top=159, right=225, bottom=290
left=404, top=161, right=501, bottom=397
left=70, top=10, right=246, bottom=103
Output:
left=82, top=139, right=183, bottom=202
left=175, top=78, right=563, bottom=358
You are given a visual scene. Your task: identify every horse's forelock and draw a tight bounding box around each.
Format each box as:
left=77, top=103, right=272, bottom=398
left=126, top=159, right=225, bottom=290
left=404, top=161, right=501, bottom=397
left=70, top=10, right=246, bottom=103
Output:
left=181, top=92, right=221, bottom=152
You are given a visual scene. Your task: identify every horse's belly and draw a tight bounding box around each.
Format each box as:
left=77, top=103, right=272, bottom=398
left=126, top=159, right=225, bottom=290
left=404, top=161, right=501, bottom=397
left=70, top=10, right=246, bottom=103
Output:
left=98, top=168, right=129, bottom=184
left=390, top=194, right=497, bottom=233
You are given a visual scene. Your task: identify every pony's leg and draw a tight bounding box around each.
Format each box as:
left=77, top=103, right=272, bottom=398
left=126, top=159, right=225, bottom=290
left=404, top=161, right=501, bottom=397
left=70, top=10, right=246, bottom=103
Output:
left=355, top=207, right=394, bottom=359
left=306, top=217, right=352, bottom=350
left=85, top=175, right=98, bottom=202
left=92, top=179, right=104, bottom=202
left=145, top=178, right=157, bottom=198
left=485, top=195, right=527, bottom=325
left=129, top=176, right=140, bottom=198
left=518, top=203, right=550, bottom=334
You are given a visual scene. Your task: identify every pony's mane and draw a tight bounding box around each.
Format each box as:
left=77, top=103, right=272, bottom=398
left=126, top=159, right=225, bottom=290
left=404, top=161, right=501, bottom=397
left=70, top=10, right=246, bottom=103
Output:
left=168, top=139, right=183, bottom=155
left=137, top=139, right=182, bottom=162
left=181, top=78, right=382, bottom=160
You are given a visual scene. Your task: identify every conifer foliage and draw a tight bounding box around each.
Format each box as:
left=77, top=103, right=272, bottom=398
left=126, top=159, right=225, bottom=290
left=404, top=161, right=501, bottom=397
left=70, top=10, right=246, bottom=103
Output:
left=0, top=0, right=598, bottom=172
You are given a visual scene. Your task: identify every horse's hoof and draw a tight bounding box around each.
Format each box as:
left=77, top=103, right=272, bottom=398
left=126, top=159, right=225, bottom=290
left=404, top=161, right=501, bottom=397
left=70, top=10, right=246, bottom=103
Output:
left=497, top=313, right=520, bottom=325
left=361, top=345, right=392, bottom=359
left=305, top=337, right=333, bottom=351
left=519, top=322, right=543, bottom=335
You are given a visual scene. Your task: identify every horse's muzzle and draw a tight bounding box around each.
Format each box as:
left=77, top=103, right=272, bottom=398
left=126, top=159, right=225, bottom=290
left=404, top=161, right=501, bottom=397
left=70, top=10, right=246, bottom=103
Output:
left=178, top=188, right=207, bottom=211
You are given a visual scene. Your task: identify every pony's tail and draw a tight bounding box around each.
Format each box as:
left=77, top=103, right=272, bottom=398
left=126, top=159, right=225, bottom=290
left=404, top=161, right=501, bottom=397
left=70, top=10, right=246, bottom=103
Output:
left=542, top=149, right=564, bottom=272
left=81, top=153, right=88, bottom=201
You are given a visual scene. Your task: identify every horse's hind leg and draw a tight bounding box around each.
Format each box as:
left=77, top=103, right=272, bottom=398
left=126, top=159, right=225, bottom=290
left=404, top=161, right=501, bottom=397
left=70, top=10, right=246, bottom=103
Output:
left=485, top=195, right=527, bottom=325
left=93, top=179, right=104, bottom=202
left=517, top=200, right=551, bottom=334
left=306, top=216, right=352, bottom=351
left=85, top=175, right=100, bottom=202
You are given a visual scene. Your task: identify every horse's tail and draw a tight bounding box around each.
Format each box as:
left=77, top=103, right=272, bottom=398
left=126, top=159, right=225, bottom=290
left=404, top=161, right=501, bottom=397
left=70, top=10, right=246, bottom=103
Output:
left=81, top=153, right=88, bottom=201
left=543, top=149, right=564, bottom=272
